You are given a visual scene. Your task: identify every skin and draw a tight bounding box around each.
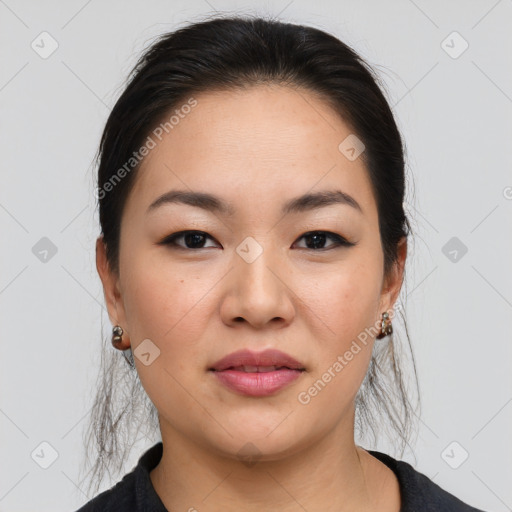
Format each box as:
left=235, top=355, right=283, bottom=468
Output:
left=96, top=84, right=407, bottom=511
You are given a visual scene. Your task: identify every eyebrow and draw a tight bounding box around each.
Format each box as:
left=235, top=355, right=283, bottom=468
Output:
left=146, top=189, right=363, bottom=216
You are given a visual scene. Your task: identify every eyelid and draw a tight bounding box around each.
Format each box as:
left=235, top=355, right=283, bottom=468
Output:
left=159, top=230, right=219, bottom=249
left=294, top=231, right=355, bottom=249
left=159, top=230, right=356, bottom=250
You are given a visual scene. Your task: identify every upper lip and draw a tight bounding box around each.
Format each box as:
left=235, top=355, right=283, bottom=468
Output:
left=209, top=349, right=305, bottom=371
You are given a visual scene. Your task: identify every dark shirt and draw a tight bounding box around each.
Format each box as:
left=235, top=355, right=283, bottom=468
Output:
left=74, top=442, right=487, bottom=511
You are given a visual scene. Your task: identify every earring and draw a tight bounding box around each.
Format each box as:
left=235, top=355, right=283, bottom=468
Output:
left=111, top=325, right=135, bottom=369
left=376, top=311, right=393, bottom=339
left=112, top=325, right=124, bottom=347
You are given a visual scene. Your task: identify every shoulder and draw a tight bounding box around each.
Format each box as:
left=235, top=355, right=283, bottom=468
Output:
left=367, top=449, right=488, bottom=512
left=73, top=442, right=166, bottom=512
left=73, top=472, right=137, bottom=512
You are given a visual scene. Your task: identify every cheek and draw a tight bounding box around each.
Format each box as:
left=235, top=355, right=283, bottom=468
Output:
left=292, top=255, right=382, bottom=405
left=294, top=269, right=378, bottom=420
left=121, top=251, right=219, bottom=351
left=121, top=260, right=215, bottom=408
left=297, top=260, right=381, bottom=347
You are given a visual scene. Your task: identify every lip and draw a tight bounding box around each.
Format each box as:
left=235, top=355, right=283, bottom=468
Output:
left=208, top=349, right=306, bottom=397
left=209, top=348, right=305, bottom=372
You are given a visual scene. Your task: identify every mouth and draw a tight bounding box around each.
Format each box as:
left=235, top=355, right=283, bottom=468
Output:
left=214, top=365, right=304, bottom=373
left=208, top=349, right=305, bottom=397
left=209, top=348, right=306, bottom=372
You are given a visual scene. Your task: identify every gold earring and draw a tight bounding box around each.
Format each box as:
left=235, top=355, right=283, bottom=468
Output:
left=376, top=311, right=393, bottom=339
left=111, top=325, right=135, bottom=368
left=112, top=325, right=124, bottom=347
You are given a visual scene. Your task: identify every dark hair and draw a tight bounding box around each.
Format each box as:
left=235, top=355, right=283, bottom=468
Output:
left=81, top=13, right=420, bottom=498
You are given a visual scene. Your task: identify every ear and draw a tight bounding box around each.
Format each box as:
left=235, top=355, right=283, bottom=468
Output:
left=96, top=235, right=131, bottom=349
left=378, top=236, right=407, bottom=316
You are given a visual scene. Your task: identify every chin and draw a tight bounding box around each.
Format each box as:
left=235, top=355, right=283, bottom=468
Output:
left=204, top=424, right=306, bottom=464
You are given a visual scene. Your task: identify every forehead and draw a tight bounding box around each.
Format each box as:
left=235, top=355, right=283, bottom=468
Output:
left=125, top=85, right=377, bottom=222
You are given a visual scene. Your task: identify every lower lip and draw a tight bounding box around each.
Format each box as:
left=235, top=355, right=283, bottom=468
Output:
left=210, top=368, right=304, bottom=397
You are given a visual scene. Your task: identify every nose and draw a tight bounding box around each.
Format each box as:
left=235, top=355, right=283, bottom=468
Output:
left=220, top=244, right=295, bottom=330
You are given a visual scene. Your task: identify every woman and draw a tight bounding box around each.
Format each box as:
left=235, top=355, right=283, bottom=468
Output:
left=75, top=14, right=486, bottom=512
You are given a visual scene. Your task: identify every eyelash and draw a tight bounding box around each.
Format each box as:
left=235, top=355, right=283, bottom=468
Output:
left=159, top=230, right=356, bottom=251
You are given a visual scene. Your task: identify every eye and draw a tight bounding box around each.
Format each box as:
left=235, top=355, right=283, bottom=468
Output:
left=293, top=231, right=356, bottom=251
left=159, top=230, right=219, bottom=250
left=159, top=230, right=356, bottom=251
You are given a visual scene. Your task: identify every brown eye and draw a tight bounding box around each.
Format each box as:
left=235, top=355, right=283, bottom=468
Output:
left=160, top=231, right=219, bottom=250
left=159, top=230, right=356, bottom=251
left=293, top=231, right=356, bottom=250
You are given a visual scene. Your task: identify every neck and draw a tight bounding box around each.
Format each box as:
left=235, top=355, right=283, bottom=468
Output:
left=149, top=410, right=393, bottom=512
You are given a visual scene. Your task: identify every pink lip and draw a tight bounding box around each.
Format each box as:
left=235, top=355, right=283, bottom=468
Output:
left=212, top=369, right=303, bottom=396
left=209, top=349, right=306, bottom=397
left=210, top=348, right=305, bottom=371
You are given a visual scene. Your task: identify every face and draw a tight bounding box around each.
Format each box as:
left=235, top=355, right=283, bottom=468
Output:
left=97, top=84, right=406, bottom=461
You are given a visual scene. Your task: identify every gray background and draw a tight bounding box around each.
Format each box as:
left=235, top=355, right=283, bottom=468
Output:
left=1, top=0, right=511, bottom=510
